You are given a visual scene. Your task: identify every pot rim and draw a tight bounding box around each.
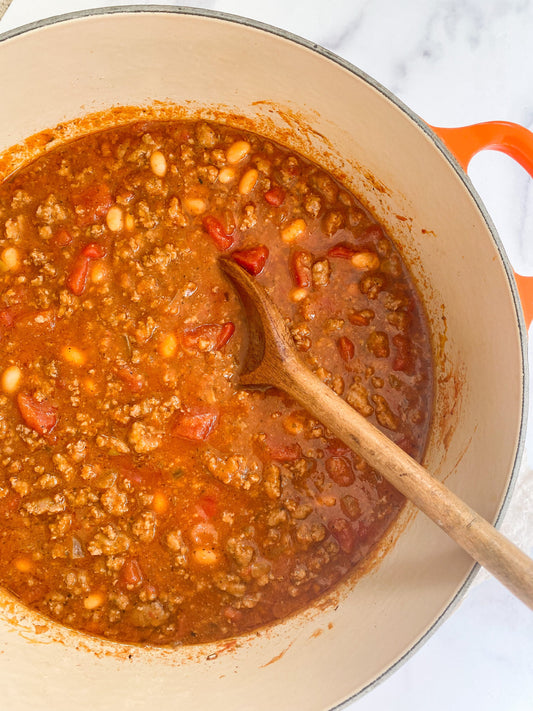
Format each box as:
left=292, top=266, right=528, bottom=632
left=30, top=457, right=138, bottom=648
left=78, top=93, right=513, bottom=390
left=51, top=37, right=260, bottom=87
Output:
left=0, top=5, right=528, bottom=707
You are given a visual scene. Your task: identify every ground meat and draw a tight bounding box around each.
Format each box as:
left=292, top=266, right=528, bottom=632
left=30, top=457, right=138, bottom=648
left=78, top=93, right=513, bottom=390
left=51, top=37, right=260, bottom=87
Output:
left=101, top=487, right=128, bottom=516
left=204, top=451, right=261, bottom=490
left=132, top=511, right=157, bottom=542
left=346, top=378, right=374, bottom=417
left=367, top=331, right=390, bottom=358
left=291, top=322, right=312, bottom=351
left=263, top=464, right=281, bottom=499
left=312, top=258, right=330, bottom=287
left=128, top=421, right=162, bottom=453
left=226, top=538, right=255, bottom=567
left=128, top=601, right=169, bottom=628
left=322, top=209, right=344, bottom=236
left=372, top=394, right=399, bottom=431
left=214, top=572, right=246, bottom=597
left=88, top=526, right=131, bottom=556
left=195, top=122, right=217, bottom=148
left=24, top=495, right=66, bottom=515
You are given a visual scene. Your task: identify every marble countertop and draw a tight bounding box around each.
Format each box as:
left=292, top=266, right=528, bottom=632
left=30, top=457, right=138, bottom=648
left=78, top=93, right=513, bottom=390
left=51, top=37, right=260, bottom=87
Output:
left=1, top=1, right=532, bottom=709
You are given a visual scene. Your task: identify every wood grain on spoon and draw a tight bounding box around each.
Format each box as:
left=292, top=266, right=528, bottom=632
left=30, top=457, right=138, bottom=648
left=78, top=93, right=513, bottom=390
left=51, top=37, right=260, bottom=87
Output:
left=220, top=256, right=533, bottom=610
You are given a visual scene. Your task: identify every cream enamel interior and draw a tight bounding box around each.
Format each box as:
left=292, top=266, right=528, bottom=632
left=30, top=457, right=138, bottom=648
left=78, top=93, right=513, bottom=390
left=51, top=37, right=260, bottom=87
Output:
left=0, top=9, right=526, bottom=711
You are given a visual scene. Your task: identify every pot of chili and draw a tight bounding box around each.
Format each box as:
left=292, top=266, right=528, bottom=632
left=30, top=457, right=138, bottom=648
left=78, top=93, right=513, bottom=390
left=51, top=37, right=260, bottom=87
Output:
left=0, top=7, right=531, bottom=711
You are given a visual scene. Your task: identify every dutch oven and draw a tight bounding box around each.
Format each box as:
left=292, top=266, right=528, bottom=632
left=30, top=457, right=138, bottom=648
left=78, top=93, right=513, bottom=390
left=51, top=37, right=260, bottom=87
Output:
left=0, top=7, right=532, bottom=710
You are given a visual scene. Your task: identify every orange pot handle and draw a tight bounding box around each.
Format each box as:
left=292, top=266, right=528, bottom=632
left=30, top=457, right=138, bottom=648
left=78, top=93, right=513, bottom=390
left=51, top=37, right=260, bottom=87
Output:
left=430, top=121, right=533, bottom=327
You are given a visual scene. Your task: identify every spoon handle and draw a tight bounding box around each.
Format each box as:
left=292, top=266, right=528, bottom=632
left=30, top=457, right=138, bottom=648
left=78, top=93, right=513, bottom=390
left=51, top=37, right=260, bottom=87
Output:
left=277, top=358, right=533, bottom=610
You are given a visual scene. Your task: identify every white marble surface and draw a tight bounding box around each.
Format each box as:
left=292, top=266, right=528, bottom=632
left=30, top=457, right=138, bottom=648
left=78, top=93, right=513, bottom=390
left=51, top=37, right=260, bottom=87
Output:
left=1, top=1, right=532, bottom=709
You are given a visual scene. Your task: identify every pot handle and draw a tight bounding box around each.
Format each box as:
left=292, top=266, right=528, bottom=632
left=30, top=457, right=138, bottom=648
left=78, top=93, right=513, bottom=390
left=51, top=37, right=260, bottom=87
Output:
left=430, top=121, right=533, bottom=327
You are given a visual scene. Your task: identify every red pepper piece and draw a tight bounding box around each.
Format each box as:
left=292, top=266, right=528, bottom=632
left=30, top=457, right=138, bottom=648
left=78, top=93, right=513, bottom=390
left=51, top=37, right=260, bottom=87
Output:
left=181, top=323, right=235, bottom=352
left=327, top=244, right=357, bottom=259
left=290, top=249, right=313, bottom=288
left=116, top=366, right=145, bottom=392
left=325, top=456, right=355, bottom=487
left=265, top=440, right=302, bottom=462
left=215, top=322, right=235, bottom=349
left=202, top=215, right=235, bottom=251
left=172, top=408, right=219, bottom=442
left=82, top=242, right=106, bottom=259
left=66, top=242, right=106, bottom=296
left=67, top=254, right=90, bottom=296
left=337, top=336, right=355, bottom=362
left=329, top=517, right=356, bottom=554
left=231, top=245, right=269, bottom=276
left=17, top=393, right=58, bottom=436
left=72, top=183, right=113, bottom=226
left=264, top=185, right=285, bottom=206
left=120, top=557, right=143, bottom=587
left=348, top=310, right=372, bottom=327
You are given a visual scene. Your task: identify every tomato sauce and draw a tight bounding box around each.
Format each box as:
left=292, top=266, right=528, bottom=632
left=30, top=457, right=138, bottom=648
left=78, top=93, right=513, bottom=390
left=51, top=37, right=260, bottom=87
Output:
left=0, top=120, right=433, bottom=645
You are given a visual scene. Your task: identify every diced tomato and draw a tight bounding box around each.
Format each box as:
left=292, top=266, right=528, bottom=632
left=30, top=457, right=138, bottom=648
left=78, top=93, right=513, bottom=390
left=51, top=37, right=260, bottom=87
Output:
left=392, top=334, right=414, bottom=373
left=120, top=557, right=143, bottom=587
left=66, top=243, right=106, bottom=296
left=181, top=322, right=235, bottom=352
left=202, top=215, right=235, bottom=251
left=327, top=243, right=356, bottom=259
left=264, top=185, right=285, bottom=206
left=53, top=229, right=72, bottom=246
left=290, top=249, right=313, bottom=288
left=337, top=336, right=355, bottom=362
left=197, top=494, right=217, bottom=519
left=328, top=517, right=356, bottom=554
left=120, top=463, right=162, bottom=488
left=82, top=242, right=106, bottom=259
left=116, top=366, right=145, bottom=392
left=231, top=245, right=269, bottom=276
left=264, top=440, right=302, bottom=462
left=17, top=393, right=58, bottom=436
left=325, top=456, right=355, bottom=487
left=172, top=407, right=219, bottom=442
left=72, top=183, right=113, bottom=226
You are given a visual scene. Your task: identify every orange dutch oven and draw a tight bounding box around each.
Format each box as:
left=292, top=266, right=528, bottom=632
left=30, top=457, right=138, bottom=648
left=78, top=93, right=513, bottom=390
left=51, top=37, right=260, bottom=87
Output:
left=0, top=7, right=532, bottom=710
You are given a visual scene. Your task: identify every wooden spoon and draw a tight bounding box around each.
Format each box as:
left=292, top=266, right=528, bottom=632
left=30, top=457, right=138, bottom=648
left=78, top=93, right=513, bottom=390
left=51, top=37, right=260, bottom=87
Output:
left=220, top=257, right=533, bottom=610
